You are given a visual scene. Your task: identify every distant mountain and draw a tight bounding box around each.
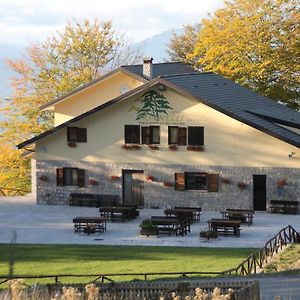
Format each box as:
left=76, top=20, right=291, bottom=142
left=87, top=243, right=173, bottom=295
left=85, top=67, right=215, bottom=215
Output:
left=135, top=28, right=182, bottom=63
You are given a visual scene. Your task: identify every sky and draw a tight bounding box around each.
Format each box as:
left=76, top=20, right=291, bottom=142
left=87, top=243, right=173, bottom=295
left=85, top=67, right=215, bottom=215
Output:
left=0, top=0, right=225, bottom=45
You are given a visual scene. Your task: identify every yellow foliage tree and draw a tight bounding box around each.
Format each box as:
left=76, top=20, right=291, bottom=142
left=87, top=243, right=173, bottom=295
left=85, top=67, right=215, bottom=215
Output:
left=189, top=0, right=300, bottom=109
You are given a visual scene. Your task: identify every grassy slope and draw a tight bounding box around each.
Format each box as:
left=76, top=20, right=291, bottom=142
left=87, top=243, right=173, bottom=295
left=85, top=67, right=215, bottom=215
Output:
left=0, top=244, right=254, bottom=282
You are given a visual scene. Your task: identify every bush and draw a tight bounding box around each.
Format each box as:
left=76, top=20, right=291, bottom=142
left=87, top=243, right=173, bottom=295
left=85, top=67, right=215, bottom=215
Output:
left=200, top=230, right=218, bottom=239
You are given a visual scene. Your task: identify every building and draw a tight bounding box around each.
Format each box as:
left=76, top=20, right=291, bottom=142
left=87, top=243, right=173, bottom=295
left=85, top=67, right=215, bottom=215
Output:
left=17, top=58, right=300, bottom=211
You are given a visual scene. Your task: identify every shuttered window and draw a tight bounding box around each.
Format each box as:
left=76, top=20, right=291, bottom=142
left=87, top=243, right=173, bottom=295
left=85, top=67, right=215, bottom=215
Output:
left=56, top=168, right=85, bottom=187
left=174, top=172, right=219, bottom=192
left=188, top=126, right=204, bottom=146
left=125, top=125, right=140, bottom=144
left=168, top=126, right=187, bottom=145
left=142, top=126, right=160, bottom=144
left=175, top=173, right=185, bottom=191
left=67, top=127, right=87, bottom=143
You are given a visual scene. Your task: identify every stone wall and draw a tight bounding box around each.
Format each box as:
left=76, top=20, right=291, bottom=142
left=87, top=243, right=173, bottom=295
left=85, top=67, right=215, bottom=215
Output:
left=35, top=160, right=300, bottom=211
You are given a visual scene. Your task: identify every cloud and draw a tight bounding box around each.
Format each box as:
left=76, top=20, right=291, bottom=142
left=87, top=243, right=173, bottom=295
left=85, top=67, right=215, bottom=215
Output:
left=0, top=0, right=225, bottom=44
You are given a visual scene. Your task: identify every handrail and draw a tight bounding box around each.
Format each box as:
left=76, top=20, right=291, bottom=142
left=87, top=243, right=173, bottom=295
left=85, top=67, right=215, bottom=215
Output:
left=223, top=224, right=299, bottom=276
left=0, top=187, right=30, bottom=196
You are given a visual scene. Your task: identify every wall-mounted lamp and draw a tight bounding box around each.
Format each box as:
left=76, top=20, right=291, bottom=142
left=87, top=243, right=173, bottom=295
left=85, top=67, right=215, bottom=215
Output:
left=288, top=152, right=295, bottom=159
left=158, top=84, right=166, bottom=91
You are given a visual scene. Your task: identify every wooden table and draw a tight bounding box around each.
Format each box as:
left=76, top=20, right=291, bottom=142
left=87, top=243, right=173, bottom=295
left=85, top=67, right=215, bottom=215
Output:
left=99, top=206, right=138, bottom=222
left=164, top=208, right=194, bottom=223
left=174, top=206, right=201, bottom=222
left=220, top=210, right=254, bottom=225
left=208, top=219, right=241, bottom=237
left=73, top=217, right=107, bottom=234
left=151, top=216, right=191, bottom=236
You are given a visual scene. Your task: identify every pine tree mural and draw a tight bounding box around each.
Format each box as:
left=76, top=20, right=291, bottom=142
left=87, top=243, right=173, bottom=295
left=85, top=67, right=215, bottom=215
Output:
left=136, top=90, right=173, bottom=121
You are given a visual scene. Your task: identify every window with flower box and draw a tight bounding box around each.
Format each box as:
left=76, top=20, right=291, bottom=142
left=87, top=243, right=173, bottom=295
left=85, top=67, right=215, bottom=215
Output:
left=56, top=168, right=85, bottom=187
left=124, top=125, right=160, bottom=145
left=168, top=126, right=204, bottom=146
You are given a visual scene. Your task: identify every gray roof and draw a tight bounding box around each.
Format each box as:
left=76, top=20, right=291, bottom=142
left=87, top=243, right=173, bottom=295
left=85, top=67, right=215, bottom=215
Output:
left=18, top=62, right=300, bottom=149
left=158, top=73, right=300, bottom=147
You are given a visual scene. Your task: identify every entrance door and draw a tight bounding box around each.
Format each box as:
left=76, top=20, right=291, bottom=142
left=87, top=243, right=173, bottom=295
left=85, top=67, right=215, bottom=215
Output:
left=253, top=175, right=266, bottom=211
left=122, top=170, right=144, bottom=207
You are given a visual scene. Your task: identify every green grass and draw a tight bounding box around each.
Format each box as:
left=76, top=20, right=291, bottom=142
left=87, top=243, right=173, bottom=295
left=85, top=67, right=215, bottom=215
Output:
left=265, top=244, right=300, bottom=273
left=0, top=244, right=254, bottom=284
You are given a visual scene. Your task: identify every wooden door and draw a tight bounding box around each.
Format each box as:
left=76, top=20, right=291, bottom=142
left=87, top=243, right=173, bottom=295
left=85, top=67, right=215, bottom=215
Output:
left=253, top=175, right=266, bottom=211
left=122, top=170, right=144, bottom=207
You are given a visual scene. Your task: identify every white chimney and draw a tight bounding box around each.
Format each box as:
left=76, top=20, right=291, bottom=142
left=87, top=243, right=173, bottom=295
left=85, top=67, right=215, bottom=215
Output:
left=143, top=57, right=153, bottom=79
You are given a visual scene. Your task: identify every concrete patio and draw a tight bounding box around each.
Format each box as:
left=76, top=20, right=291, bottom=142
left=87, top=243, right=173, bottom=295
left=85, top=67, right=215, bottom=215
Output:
left=0, top=196, right=299, bottom=248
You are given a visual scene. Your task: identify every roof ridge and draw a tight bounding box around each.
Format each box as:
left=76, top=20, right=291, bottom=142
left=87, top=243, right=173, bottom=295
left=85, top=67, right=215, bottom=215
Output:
left=121, top=61, right=186, bottom=67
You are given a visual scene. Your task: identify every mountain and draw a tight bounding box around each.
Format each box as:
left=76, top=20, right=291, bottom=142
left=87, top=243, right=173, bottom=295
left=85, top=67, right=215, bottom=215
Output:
left=136, top=28, right=182, bottom=63
left=0, top=28, right=181, bottom=117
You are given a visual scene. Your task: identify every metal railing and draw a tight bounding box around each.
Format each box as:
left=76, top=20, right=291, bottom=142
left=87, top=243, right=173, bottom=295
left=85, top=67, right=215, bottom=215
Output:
left=223, top=224, right=299, bottom=276
left=0, top=187, right=30, bottom=196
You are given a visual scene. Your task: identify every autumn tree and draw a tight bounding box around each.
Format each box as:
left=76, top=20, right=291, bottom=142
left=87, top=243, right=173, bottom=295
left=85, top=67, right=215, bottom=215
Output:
left=168, top=0, right=300, bottom=109
left=166, top=23, right=201, bottom=65
left=0, top=19, right=142, bottom=192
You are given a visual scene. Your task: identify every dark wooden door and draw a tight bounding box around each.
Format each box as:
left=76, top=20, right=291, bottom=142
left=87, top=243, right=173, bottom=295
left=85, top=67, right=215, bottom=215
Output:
left=253, top=175, right=266, bottom=211
left=122, top=170, right=144, bottom=207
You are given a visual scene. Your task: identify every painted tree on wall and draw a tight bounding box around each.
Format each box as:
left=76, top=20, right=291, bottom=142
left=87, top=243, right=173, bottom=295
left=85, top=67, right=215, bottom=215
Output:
left=136, top=90, right=173, bottom=121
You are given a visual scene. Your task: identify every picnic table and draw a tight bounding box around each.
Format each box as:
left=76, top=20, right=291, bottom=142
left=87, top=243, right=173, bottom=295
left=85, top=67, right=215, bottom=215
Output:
left=220, top=209, right=254, bottom=225
left=72, top=217, right=107, bottom=234
left=164, top=208, right=194, bottom=223
left=99, top=206, right=138, bottom=222
left=151, top=216, right=191, bottom=236
left=208, top=218, right=241, bottom=237
left=174, top=206, right=201, bottom=221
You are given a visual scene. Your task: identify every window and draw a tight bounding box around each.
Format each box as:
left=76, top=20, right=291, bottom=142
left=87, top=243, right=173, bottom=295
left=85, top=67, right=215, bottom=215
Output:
left=175, top=172, right=219, bottom=192
left=142, top=126, right=160, bottom=144
left=188, top=126, right=204, bottom=146
left=168, top=126, right=187, bottom=145
left=125, top=125, right=140, bottom=144
left=67, top=127, right=87, bottom=143
left=56, top=168, right=85, bottom=187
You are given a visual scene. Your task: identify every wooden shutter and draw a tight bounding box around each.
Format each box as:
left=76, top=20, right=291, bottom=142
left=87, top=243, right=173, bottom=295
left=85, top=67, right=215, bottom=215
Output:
left=77, top=169, right=85, bottom=188
left=207, top=174, right=219, bottom=192
left=77, top=128, right=87, bottom=143
left=178, top=127, right=187, bottom=145
left=141, top=127, right=150, bottom=144
left=67, top=127, right=78, bottom=142
left=125, top=125, right=140, bottom=144
left=56, top=168, right=64, bottom=186
left=188, top=126, right=204, bottom=146
left=150, top=126, right=160, bottom=144
left=175, top=173, right=185, bottom=191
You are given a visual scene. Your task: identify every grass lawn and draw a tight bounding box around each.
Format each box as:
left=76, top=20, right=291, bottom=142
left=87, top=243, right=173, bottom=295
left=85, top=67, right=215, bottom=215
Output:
left=0, top=244, right=255, bottom=284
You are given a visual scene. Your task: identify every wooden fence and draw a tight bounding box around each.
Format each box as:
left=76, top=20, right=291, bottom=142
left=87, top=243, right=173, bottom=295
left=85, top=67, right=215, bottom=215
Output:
left=0, top=187, right=30, bottom=196
left=223, top=224, right=299, bottom=276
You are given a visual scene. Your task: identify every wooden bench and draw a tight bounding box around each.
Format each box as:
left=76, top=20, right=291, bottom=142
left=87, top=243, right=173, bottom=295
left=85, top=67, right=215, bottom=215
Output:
left=269, top=200, right=299, bottom=214
left=72, top=217, right=108, bottom=234
left=151, top=216, right=190, bottom=236
left=174, top=206, right=201, bottom=222
left=208, top=219, right=241, bottom=237
left=69, top=193, right=120, bottom=207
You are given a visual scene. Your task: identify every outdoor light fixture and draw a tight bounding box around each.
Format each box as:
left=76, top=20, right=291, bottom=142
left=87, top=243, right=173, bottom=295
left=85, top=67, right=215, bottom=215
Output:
left=158, top=84, right=166, bottom=91
left=288, top=152, right=295, bottom=159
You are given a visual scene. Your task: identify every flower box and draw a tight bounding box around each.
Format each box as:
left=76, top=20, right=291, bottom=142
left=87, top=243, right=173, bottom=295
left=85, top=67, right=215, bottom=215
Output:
left=110, top=175, right=119, bottom=180
left=187, top=145, right=205, bottom=151
left=146, top=175, right=155, bottom=181
left=221, top=178, right=231, bottom=184
left=168, top=144, right=178, bottom=151
left=148, top=144, right=160, bottom=150
left=163, top=181, right=173, bottom=187
left=39, top=175, right=49, bottom=182
left=68, top=141, right=77, bottom=148
left=121, top=144, right=141, bottom=150
left=89, top=179, right=99, bottom=186
left=237, top=181, right=248, bottom=190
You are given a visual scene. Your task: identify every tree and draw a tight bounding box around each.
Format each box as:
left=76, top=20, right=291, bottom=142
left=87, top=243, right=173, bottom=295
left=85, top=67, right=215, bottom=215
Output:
left=166, top=23, right=201, bottom=65
left=0, top=19, right=142, bottom=192
left=189, top=0, right=300, bottom=109
left=136, top=90, right=173, bottom=121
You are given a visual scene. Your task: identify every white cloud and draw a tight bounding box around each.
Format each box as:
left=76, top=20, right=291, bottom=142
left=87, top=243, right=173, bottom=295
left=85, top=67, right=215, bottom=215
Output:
left=0, top=0, right=225, bottom=44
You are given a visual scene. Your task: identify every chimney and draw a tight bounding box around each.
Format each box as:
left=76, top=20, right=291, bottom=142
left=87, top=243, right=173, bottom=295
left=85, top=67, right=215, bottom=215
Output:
left=143, top=57, right=153, bottom=79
